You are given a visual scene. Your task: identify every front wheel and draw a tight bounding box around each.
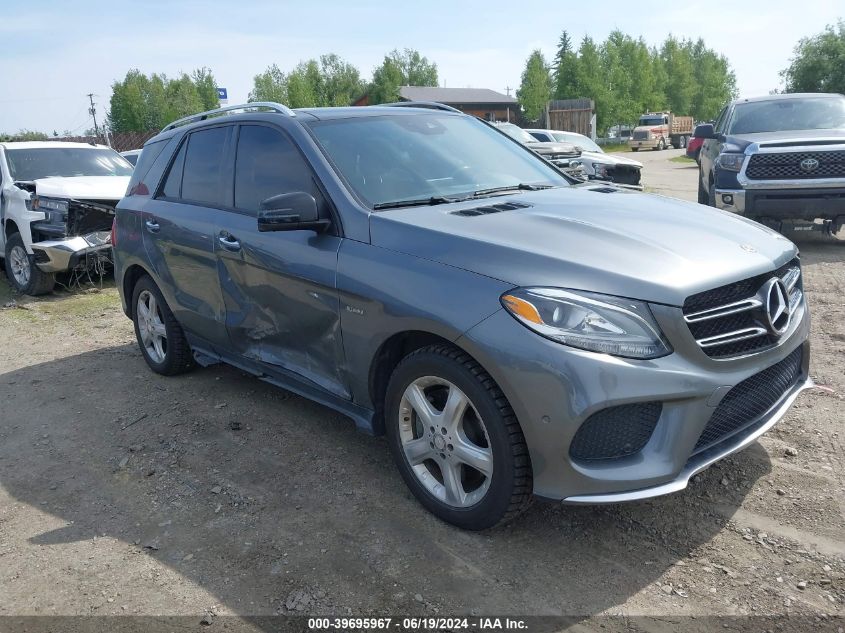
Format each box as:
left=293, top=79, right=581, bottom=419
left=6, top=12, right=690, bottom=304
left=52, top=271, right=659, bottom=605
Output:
left=385, top=344, right=532, bottom=530
left=3, top=232, right=55, bottom=295
left=654, top=138, right=665, bottom=151
left=131, top=275, right=194, bottom=375
left=631, top=147, right=639, bottom=152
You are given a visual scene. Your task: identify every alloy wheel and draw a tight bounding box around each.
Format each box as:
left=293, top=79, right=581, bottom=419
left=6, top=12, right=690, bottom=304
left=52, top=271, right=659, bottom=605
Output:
left=137, top=289, right=168, bottom=363
left=9, top=245, right=31, bottom=288
left=398, top=376, right=493, bottom=508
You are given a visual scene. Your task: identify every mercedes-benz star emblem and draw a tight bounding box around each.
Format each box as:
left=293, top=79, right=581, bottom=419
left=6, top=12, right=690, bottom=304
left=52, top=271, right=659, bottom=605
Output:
left=800, top=157, right=820, bottom=173
left=763, top=277, right=790, bottom=336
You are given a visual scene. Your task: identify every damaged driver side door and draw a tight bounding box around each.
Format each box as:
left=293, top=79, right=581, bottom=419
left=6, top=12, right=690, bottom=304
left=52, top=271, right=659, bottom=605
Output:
left=215, top=123, right=349, bottom=399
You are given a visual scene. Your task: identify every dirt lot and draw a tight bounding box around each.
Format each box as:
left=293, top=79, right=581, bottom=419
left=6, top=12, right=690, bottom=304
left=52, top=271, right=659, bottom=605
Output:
left=1, top=155, right=843, bottom=629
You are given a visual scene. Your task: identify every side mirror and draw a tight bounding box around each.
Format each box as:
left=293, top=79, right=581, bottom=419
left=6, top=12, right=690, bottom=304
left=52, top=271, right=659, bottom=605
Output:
left=694, top=123, right=717, bottom=140
left=257, top=192, right=329, bottom=232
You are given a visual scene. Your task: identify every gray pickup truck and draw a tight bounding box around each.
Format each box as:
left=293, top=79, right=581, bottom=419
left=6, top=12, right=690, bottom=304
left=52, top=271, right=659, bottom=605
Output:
left=698, top=92, right=845, bottom=237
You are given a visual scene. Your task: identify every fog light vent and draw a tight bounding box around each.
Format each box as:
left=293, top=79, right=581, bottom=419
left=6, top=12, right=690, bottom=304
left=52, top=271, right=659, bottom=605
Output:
left=569, top=402, right=662, bottom=461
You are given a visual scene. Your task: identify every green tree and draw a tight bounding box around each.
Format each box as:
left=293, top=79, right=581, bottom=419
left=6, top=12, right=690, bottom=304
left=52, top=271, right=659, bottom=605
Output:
left=572, top=37, right=609, bottom=132
left=109, top=68, right=220, bottom=132
left=517, top=50, right=551, bottom=122
left=660, top=37, right=695, bottom=116
left=249, top=64, right=287, bottom=103
left=552, top=30, right=580, bottom=99
left=690, top=39, right=737, bottom=120
left=369, top=49, right=438, bottom=104
left=781, top=20, right=845, bottom=93
left=319, top=53, right=366, bottom=106
left=0, top=129, right=49, bottom=142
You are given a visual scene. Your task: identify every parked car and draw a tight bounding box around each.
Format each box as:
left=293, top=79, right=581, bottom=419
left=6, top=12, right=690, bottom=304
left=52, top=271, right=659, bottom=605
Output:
left=121, top=149, right=142, bottom=166
left=629, top=112, right=693, bottom=151
left=686, top=127, right=706, bottom=164
left=0, top=141, right=133, bottom=294
left=114, top=101, right=811, bottom=530
left=527, top=129, right=643, bottom=188
left=493, top=122, right=581, bottom=170
left=698, top=92, right=845, bottom=236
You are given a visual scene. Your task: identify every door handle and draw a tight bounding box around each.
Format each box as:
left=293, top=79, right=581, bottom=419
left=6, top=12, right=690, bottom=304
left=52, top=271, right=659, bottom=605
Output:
left=144, top=219, right=160, bottom=233
left=218, top=233, right=241, bottom=251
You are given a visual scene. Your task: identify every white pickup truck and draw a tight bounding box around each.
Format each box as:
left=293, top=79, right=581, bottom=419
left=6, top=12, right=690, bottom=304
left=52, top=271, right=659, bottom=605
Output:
left=0, top=141, right=132, bottom=294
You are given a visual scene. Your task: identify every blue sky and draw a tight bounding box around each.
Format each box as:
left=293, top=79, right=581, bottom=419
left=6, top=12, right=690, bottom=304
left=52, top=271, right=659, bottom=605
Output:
left=1, top=0, right=842, bottom=133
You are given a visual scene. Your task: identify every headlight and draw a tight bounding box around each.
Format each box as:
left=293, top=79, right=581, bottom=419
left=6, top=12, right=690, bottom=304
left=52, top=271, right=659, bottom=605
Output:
left=715, top=153, right=745, bottom=172
left=593, top=163, right=611, bottom=178
left=32, top=196, right=70, bottom=212
left=500, top=288, right=672, bottom=359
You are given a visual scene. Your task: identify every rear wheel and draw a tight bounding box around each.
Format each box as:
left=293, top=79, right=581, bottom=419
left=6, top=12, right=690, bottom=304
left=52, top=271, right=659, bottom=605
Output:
left=3, top=233, right=55, bottom=295
left=680, top=135, right=688, bottom=149
left=131, top=275, right=194, bottom=375
left=385, top=344, right=532, bottom=530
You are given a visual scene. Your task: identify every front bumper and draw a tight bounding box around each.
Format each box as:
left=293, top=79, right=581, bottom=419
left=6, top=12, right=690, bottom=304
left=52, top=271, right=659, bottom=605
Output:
left=458, top=297, right=811, bottom=501
left=629, top=139, right=658, bottom=149
left=31, top=231, right=112, bottom=273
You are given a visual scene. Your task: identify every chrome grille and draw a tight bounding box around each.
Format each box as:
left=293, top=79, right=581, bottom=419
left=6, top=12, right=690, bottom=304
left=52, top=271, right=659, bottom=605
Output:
left=632, top=130, right=650, bottom=140
left=683, top=259, right=802, bottom=359
left=746, top=150, right=845, bottom=180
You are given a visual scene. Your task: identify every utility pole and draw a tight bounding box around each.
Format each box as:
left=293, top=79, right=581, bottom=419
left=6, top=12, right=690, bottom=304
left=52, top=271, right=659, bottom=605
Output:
left=504, top=85, right=513, bottom=97
left=87, top=93, right=101, bottom=140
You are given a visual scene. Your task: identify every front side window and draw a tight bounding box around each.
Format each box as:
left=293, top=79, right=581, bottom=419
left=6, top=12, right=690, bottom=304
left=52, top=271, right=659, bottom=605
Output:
left=234, top=125, right=317, bottom=212
left=6, top=147, right=133, bottom=181
left=308, top=114, right=569, bottom=208
left=181, top=126, right=230, bottom=205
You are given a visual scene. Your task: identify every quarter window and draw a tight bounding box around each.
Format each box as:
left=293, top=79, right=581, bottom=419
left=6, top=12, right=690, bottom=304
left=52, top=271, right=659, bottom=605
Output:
left=161, top=141, right=186, bottom=199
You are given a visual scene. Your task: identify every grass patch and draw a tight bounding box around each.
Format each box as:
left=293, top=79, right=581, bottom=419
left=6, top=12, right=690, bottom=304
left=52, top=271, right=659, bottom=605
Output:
left=670, top=155, right=695, bottom=164
left=602, top=143, right=631, bottom=153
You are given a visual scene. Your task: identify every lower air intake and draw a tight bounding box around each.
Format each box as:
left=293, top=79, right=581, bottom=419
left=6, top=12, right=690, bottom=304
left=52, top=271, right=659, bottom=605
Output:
left=569, top=402, right=662, bottom=461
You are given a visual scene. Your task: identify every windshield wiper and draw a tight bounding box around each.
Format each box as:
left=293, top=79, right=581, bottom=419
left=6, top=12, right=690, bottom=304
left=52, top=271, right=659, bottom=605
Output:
left=471, top=183, right=554, bottom=197
left=372, top=195, right=467, bottom=210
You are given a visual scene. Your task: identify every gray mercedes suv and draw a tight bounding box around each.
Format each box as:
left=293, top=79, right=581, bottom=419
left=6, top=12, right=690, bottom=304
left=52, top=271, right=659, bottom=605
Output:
left=113, top=102, right=812, bottom=530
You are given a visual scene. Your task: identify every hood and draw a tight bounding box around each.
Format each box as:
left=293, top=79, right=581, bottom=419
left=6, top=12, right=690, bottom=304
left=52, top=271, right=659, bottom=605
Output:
left=725, top=128, right=845, bottom=151
left=28, top=176, right=130, bottom=201
left=369, top=186, right=797, bottom=306
left=579, top=151, right=642, bottom=168
left=525, top=141, right=580, bottom=156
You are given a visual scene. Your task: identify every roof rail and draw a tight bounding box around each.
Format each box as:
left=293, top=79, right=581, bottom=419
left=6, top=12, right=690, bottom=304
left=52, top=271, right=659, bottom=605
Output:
left=381, top=101, right=463, bottom=114
left=160, top=102, right=296, bottom=132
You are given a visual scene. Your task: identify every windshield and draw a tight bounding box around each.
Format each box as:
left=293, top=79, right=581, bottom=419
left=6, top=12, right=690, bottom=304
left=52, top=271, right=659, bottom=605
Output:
left=308, top=114, right=569, bottom=208
left=639, top=116, right=665, bottom=126
left=496, top=123, right=538, bottom=144
left=6, top=147, right=134, bottom=181
left=728, top=97, right=845, bottom=135
left=551, top=132, right=602, bottom=153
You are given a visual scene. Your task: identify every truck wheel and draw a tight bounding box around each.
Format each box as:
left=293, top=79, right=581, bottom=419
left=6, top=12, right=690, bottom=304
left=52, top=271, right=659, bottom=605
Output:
left=131, top=275, right=194, bottom=375
left=655, top=138, right=665, bottom=151
left=680, top=135, right=688, bottom=149
left=697, top=171, right=708, bottom=204
left=385, top=344, right=532, bottom=530
left=3, top=233, right=55, bottom=296
left=631, top=147, right=639, bottom=152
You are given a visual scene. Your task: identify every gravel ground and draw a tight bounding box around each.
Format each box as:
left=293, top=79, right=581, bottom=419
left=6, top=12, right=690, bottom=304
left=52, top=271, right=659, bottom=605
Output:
left=0, top=154, right=843, bottom=629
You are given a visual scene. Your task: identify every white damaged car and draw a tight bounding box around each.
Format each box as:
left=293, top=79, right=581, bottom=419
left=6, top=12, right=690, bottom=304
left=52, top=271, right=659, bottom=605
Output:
left=0, top=142, right=132, bottom=294
left=527, top=129, right=643, bottom=189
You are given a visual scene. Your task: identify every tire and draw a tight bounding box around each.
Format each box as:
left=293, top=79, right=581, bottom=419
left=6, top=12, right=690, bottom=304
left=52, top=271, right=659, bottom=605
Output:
left=3, top=232, right=55, bottom=295
left=631, top=147, right=639, bottom=152
left=707, top=178, right=717, bottom=207
left=697, top=171, right=708, bottom=205
left=654, top=138, right=665, bottom=151
left=385, top=344, right=532, bottom=530
left=680, top=135, right=688, bottom=149
left=131, top=275, right=194, bottom=375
